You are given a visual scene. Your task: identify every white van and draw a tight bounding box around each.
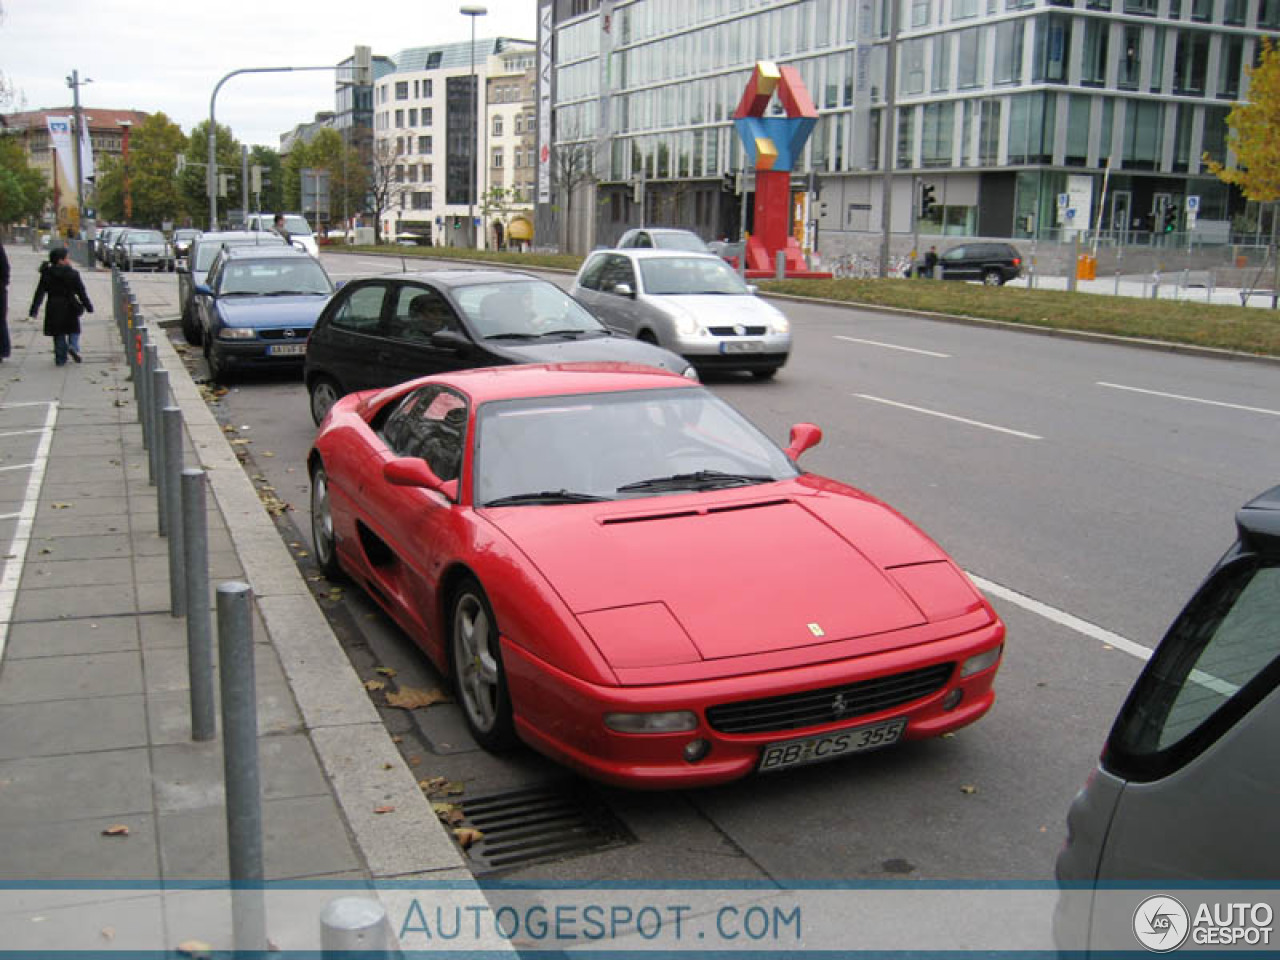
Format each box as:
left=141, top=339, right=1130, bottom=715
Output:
left=245, top=213, right=318, bottom=258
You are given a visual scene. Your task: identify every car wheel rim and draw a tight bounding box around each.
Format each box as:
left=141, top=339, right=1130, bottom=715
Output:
left=984, top=273, right=999, bottom=285
left=311, top=470, right=333, bottom=566
left=312, top=381, right=339, bottom=423
left=455, top=594, right=498, bottom=732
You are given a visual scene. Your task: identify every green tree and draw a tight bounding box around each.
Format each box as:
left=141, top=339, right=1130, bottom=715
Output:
left=248, top=145, right=283, bottom=216
left=181, top=121, right=243, bottom=228
left=282, top=129, right=365, bottom=229
left=0, top=134, right=47, bottom=224
left=1210, top=39, right=1280, bottom=201
left=92, top=112, right=189, bottom=225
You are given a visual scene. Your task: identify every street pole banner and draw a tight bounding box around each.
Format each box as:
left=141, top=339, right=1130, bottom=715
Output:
left=78, top=115, right=95, bottom=191
left=0, top=883, right=1277, bottom=954
left=46, top=117, right=76, bottom=207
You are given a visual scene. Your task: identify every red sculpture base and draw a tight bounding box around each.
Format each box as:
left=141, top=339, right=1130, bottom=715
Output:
left=743, top=236, right=832, bottom=279
left=744, top=169, right=831, bottom=279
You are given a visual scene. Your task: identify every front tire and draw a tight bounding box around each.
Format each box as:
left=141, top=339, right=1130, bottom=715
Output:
left=181, top=302, right=202, bottom=345
left=750, top=367, right=779, bottom=381
left=982, top=269, right=1003, bottom=286
left=203, top=336, right=229, bottom=384
left=309, top=376, right=344, bottom=426
left=450, top=579, right=516, bottom=752
left=309, top=462, right=344, bottom=581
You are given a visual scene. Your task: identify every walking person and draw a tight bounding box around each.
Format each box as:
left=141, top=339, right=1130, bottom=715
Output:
left=272, top=213, right=291, bottom=247
left=28, top=247, right=91, bottom=366
left=0, top=238, right=10, bottom=362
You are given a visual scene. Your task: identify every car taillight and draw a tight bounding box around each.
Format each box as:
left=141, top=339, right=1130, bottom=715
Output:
left=1013, top=257, right=1021, bottom=266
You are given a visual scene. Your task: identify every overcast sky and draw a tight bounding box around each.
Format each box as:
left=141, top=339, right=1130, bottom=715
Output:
left=2, top=0, right=537, bottom=148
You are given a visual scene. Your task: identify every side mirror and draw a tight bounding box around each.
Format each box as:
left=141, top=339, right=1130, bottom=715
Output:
left=194, top=283, right=213, bottom=296
left=430, top=329, right=469, bottom=351
left=784, top=423, right=822, bottom=461
left=612, top=282, right=634, bottom=298
left=383, top=457, right=457, bottom=500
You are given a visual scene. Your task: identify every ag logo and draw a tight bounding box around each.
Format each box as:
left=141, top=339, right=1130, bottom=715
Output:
left=1133, top=895, right=1190, bottom=952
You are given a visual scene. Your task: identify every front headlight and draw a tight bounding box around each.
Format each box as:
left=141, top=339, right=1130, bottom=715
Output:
left=604, top=711, right=698, bottom=734
left=672, top=312, right=701, bottom=336
left=218, top=327, right=257, bottom=340
left=960, top=644, right=1003, bottom=678
left=771, top=315, right=791, bottom=334
left=681, top=364, right=699, bottom=381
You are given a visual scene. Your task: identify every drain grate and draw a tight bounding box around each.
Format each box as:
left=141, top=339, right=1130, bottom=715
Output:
left=459, top=782, right=634, bottom=873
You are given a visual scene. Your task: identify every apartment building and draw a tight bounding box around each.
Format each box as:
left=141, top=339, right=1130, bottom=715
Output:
left=537, top=0, right=1280, bottom=254
left=373, top=37, right=535, bottom=247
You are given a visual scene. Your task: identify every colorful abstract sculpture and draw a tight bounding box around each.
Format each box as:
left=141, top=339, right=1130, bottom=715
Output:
left=732, top=62, right=828, bottom=278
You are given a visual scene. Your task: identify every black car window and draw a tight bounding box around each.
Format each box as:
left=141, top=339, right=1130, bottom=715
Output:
left=578, top=255, right=607, bottom=291
left=381, top=385, right=469, bottom=484
left=1107, top=556, right=1280, bottom=782
left=391, top=284, right=458, bottom=341
left=635, top=233, right=653, bottom=248
left=600, top=255, right=636, bottom=292
left=331, top=283, right=388, bottom=334
left=941, top=246, right=966, bottom=261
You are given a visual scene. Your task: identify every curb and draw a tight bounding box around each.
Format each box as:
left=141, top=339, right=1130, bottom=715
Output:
left=149, top=324, right=475, bottom=883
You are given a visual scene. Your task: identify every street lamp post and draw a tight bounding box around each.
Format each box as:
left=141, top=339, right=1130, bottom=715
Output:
left=66, top=69, right=92, bottom=237
left=207, top=65, right=340, bottom=230
left=461, top=5, right=487, bottom=249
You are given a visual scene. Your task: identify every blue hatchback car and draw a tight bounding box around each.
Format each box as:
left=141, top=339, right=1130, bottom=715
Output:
left=196, top=245, right=335, bottom=383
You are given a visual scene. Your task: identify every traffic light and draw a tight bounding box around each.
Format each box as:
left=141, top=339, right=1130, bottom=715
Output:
left=1163, top=203, right=1177, bottom=233
left=251, top=164, right=262, bottom=194
left=920, top=183, right=937, bottom=218
left=722, top=170, right=736, bottom=193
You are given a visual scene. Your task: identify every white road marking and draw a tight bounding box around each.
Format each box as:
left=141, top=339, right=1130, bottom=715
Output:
left=854, top=394, right=1043, bottom=440
left=0, top=429, right=47, bottom=439
left=0, top=464, right=36, bottom=473
left=835, top=335, right=951, bottom=358
left=968, top=572, right=1239, bottom=696
left=0, top=402, right=59, bottom=661
left=1098, top=381, right=1280, bottom=417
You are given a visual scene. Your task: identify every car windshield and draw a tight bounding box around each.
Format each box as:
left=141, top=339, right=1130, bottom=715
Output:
left=454, top=280, right=606, bottom=338
left=639, top=257, right=749, bottom=296
left=195, top=236, right=282, bottom=271
left=219, top=259, right=332, bottom=296
left=474, top=387, right=798, bottom=506
left=653, top=232, right=709, bottom=251
left=128, top=231, right=165, bottom=244
left=175, top=230, right=199, bottom=240
left=282, top=216, right=312, bottom=236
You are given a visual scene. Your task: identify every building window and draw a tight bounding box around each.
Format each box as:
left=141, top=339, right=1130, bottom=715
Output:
left=1218, top=35, right=1244, bottom=99
left=395, top=109, right=404, bottom=127
left=422, top=108, right=433, bottom=126
left=1173, top=30, right=1210, bottom=95
left=1007, top=92, right=1053, bottom=165
left=1124, top=0, right=1156, bottom=14
left=1082, top=19, right=1109, bottom=87
left=912, top=0, right=932, bottom=27
left=1119, top=26, right=1142, bottom=90
left=1032, top=13, right=1072, bottom=83
left=1124, top=100, right=1164, bottom=169
left=994, top=20, right=1025, bottom=85
left=492, top=148, right=503, bottom=168
left=424, top=163, right=433, bottom=181
left=1191, top=0, right=1212, bottom=20
left=409, top=109, right=418, bottom=126
left=414, top=80, right=420, bottom=98
left=412, top=191, right=432, bottom=210
left=419, top=135, right=432, bottom=154
left=395, top=165, right=405, bottom=182
left=951, top=0, right=979, bottom=19
left=921, top=101, right=955, bottom=167
left=932, top=35, right=952, bottom=92
left=901, top=39, right=926, bottom=95
left=1262, top=0, right=1280, bottom=27
left=409, top=165, right=419, bottom=182
left=493, top=116, right=503, bottom=137
left=425, top=79, right=433, bottom=97
left=395, top=81, right=409, bottom=100
left=957, top=27, right=985, bottom=88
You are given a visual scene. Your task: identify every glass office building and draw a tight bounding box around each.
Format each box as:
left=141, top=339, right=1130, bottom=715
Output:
left=537, top=0, right=1280, bottom=253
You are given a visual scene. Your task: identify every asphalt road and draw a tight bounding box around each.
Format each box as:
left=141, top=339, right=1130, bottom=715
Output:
left=128, top=250, right=1280, bottom=883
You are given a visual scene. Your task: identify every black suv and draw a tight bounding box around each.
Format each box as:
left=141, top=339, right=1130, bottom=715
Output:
left=935, top=242, right=1023, bottom=286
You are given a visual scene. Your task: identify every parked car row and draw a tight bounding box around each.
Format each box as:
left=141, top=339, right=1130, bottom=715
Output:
left=95, top=226, right=175, bottom=272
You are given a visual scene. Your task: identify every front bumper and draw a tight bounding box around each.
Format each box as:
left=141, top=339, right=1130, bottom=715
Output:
left=503, top=618, right=1003, bottom=789
left=209, top=336, right=309, bottom=369
left=670, top=331, right=791, bottom=371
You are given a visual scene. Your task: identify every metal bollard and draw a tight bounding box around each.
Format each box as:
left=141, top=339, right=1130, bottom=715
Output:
left=136, top=326, right=150, bottom=427
left=1114, top=269, right=1121, bottom=296
left=183, top=470, right=215, bottom=741
left=149, top=364, right=167, bottom=495
left=147, top=354, right=163, bottom=487
left=320, top=897, right=390, bottom=957
left=218, top=582, right=267, bottom=952
left=163, top=407, right=185, bottom=613
left=775, top=249, right=786, bottom=281
left=1150, top=273, right=1160, bottom=299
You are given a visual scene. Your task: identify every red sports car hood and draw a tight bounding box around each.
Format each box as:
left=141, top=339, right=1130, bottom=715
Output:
left=484, top=486, right=943, bottom=663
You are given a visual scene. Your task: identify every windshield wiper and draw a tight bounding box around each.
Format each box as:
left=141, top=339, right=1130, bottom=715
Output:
left=484, top=489, right=613, bottom=507
left=484, top=332, right=540, bottom=340
left=537, top=328, right=590, bottom=338
left=264, top=289, right=325, bottom=296
left=616, top=470, right=775, bottom=493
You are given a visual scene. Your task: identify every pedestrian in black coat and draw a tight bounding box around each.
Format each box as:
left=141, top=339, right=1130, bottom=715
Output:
left=28, top=247, right=91, bottom=366
left=0, top=239, right=10, bottom=361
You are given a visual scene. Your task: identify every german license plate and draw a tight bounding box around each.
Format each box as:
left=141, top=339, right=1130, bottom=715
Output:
left=721, top=340, right=764, bottom=354
left=758, top=718, right=906, bottom=773
left=268, top=343, right=306, bottom=356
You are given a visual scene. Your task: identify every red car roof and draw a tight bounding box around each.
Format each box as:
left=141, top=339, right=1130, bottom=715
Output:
left=399, top=362, right=696, bottom=405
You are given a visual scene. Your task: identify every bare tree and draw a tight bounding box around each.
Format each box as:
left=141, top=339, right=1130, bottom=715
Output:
left=368, top=135, right=410, bottom=245
left=548, top=119, right=598, bottom=255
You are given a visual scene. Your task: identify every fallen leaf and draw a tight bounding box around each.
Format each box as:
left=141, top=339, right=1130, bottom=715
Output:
left=432, top=802, right=465, bottom=826
left=102, top=824, right=130, bottom=836
left=454, top=827, right=484, bottom=849
left=376, top=666, right=397, bottom=677
left=409, top=756, right=422, bottom=766
left=263, top=451, right=275, bottom=457
left=382, top=763, right=394, bottom=770
left=177, top=939, right=213, bottom=958
left=363, top=679, right=386, bottom=692
left=941, top=732, right=956, bottom=739
left=50, top=502, right=72, bottom=510
left=386, top=686, right=452, bottom=710
left=960, top=785, right=978, bottom=795
left=373, top=805, right=396, bottom=815
left=421, top=778, right=465, bottom=798
left=100, top=927, right=115, bottom=942
left=39, top=549, right=52, bottom=555
left=391, top=736, right=403, bottom=744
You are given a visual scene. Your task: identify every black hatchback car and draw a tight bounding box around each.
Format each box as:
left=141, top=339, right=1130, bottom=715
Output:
left=935, top=242, right=1023, bottom=285
left=303, top=270, right=697, bottom=425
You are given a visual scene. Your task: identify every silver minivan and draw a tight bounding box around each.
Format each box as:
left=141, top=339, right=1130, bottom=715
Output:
left=1055, top=485, right=1280, bottom=947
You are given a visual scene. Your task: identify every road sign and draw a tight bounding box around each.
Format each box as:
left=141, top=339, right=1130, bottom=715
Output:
left=1057, top=193, right=1069, bottom=209
left=1186, top=195, right=1200, bottom=211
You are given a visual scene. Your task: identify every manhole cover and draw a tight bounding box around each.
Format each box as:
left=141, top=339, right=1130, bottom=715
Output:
left=460, top=782, right=634, bottom=873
